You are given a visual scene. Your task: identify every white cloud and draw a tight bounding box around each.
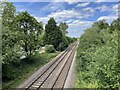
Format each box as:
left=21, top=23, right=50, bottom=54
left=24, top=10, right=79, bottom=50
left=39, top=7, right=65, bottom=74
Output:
left=97, top=16, right=117, bottom=21
left=67, top=20, right=93, bottom=37
left=35, top=9, right=91, bottom=23
left=35, top=8, right=95, bottom=25
left=35, top=10, right=78, bottom=25
left=95, top=0, right=119, bottom=2
left=95, top=4, right=118, bottom=12
left=65, top=19, right=75, bottom=24
left=97, top=15, right=117, bottom=24
left=54, top=0, right=80, bottom=4
left=68, top=20, right=93, bottom=28
left=64, top=0, right=80, bottom=4
left=6, top=0, right=120, bottom=2
left=83, top=7, right=95, bottom=13
left=35, top=17, right=49, bottom=23
left=95, top=0, right=106, bottom=2
left=112, top=4, right=118, bottom=9
left=41, top=2, right=65, bottom=13
left=95, top=5, right=110, bottom=11
left=76, top=2, right=89, bottom=7
left=54, top=0, right=119, bottom=3
left=48, top=10, right=81, bottom=20
left=112, top=4, right=118, bottom=12
left=82, top=7, right=95, bottom=17
left=96, top=4, right=118, bottom=24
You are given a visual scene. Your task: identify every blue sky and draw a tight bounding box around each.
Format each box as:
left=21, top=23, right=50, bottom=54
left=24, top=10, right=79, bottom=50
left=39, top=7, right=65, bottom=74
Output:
left=12, top=1, right=118, bottom=37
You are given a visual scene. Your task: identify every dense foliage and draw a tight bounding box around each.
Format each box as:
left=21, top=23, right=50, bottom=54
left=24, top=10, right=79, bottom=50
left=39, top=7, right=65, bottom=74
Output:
left=59, top=22, right=68, bottom=36
left=76, top=19, right=120, bottom=88
left=13, top=12, right=43, bottom=56
left=45, top=45, right=56, bottom=53
left=44, top=18, right=70, bottom=51
left=2, top=3, right=44, bottom=87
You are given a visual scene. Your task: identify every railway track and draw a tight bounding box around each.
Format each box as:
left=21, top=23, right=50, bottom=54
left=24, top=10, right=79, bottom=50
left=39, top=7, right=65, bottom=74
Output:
left=24, top=42, right=78, bottom=90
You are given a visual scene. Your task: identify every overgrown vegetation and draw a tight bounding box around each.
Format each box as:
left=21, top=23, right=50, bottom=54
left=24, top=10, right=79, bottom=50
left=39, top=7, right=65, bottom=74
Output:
left=1, top=2, right=76, bottom=89
left=2, top=52, right=58, bottom=90
left=76, top=19, right=120, bottom=88
left=45, top=45, right=56, bottom=53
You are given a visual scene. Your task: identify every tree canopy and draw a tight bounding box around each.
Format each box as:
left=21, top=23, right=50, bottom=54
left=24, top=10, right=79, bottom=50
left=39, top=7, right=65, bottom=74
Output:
left=44, top=18, right=69, bottom=51
left=59, top=22, right=68, bottom=36
left=13, top=12, right=43, bottom=56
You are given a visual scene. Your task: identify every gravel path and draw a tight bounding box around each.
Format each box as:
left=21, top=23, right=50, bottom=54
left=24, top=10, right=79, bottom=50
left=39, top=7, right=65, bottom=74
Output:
left=64, top=41, right=79, bottom=88
left=64, top=51, right=77, bottom=88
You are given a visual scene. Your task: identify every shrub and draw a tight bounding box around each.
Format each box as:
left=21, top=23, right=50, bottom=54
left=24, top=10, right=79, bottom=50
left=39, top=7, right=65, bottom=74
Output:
left=45, top=45, right=56, bottom=53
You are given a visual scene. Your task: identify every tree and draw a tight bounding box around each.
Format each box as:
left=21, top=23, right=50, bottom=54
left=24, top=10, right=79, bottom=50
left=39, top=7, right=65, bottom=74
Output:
left=2, top=2, right=16, bottom=27
left=59, top=22, right=68, bottom=36
left=92, top=20, right=109, bottom=30
left=13, top=12, right=43, bottom=56
left=2, top=2, right=24, bottom=81
left=2, top=2, right=20, bottom=64
left=34, top=21, right=43, bottom=50
left=44, top=18, right=68, bottom=51
left=111, top=18, right=120, bottom=59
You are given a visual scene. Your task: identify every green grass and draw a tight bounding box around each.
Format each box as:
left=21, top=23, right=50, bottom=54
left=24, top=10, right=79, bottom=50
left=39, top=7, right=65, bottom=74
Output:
left=2, top=52, right=59, bottom=90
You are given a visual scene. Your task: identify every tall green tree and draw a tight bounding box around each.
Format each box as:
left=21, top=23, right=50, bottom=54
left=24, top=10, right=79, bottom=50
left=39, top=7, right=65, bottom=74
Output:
left=13, top=12, right=43, bottom=56
left=2, top=2, right=16, bottom=27
left=1, top=2, right=20, bottom=64
left=44, top=18, right=61, bottom=49
left=92, top=20, right=109, bottom=30
left=59, top=22, right=68, bottom=36
left=44, top=18, right=68, bottom=51
left=2, top=2, right=24, bottom=80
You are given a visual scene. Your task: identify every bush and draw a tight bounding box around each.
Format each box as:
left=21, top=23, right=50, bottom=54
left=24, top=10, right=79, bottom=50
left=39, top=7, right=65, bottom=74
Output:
left=76, top=20, right=120, bottom=88
left=45, top=45, right=56, bottom=53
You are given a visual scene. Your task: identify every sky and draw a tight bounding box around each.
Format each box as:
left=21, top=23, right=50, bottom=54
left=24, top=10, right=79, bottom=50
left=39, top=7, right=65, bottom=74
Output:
left=7, top=0, right=119, bottom=37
